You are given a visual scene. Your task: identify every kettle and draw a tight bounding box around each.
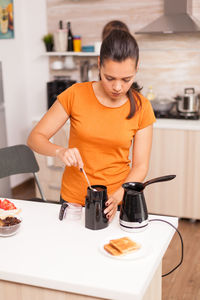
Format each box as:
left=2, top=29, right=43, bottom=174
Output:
left=119, top=175, right=176, bottom=232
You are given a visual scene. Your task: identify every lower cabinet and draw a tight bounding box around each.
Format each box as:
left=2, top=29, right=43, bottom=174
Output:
left=145, top=128, right=200, bottom=219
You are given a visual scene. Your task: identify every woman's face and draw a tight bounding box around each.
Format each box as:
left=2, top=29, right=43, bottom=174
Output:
left=99, top=58, right=137, bottom=100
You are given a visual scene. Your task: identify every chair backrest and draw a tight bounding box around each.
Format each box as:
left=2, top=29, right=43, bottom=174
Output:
left=0, top=144, right=39, bottom=178
left=0, top=144, right=46, bottom=201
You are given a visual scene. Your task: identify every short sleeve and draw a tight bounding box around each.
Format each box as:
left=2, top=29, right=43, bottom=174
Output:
left=57, top=84, right=76, bottom=116
left=138, top=96, right=156, bottom=130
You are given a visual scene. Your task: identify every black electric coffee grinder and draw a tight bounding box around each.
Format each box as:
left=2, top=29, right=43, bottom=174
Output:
left=119, top=175, right=176, bottom=232
left=85, top=185, right=108, bottom=230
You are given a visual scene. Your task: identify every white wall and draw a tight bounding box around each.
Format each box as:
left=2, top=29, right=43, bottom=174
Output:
left=0, top=0, right=49, bottom=187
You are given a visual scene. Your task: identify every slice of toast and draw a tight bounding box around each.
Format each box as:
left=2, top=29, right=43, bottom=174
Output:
left=104, top=243, right=122, bottom=256
left=110, top=237, right=141, bottom=254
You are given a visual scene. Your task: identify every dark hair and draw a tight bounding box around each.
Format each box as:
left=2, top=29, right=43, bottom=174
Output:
left=100, top=29, right=142, bottom=119
left=102, top=20, right=129, bottom=40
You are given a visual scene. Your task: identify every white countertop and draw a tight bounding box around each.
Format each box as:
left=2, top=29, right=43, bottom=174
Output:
left=0, top=199, right=178, bottom=300
left=154, top=118, right=200, bottom=130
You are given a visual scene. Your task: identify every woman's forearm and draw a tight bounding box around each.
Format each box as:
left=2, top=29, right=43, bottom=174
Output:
left=27, top=131, right=84, bottom=169
left=105, top=164, right=149, bottom=221
left=109, top=163, right=149, bottom=204
left=27, top=131, right=64, bottom=157
left=125, top=163, right=149, bottom=183
left=27, top=100, right=70, bottom=157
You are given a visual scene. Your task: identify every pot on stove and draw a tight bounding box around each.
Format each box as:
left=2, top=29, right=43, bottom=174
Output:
left=175, top=88, right=200, bottom=117
left=119, top=175, right=176, bottom=232
left=150, top=98, right=175, bottom=115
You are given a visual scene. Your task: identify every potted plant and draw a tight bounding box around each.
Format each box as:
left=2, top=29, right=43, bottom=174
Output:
left=42, top=33, right=54, bottom=52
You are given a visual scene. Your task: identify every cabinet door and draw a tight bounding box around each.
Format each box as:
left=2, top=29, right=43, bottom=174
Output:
left=184, top=130, right=200, bottom=219
left=145, top=128, right=187, bottom=217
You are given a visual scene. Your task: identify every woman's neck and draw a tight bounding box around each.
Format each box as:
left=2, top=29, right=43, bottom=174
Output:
left=92, top=81, right=128, bottom=108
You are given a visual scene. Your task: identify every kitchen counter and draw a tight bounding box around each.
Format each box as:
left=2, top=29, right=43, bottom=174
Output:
left=0, top=199, right=178, bottom=300
left=154, top=118, right=200, bottom=130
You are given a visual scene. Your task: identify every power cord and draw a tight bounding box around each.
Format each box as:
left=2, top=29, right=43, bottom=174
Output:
left=149, top=219, right=184, bottom=277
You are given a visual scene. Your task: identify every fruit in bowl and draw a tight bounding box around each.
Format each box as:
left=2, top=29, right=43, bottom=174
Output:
left=0, top=199, right=22, bottom=237
left=0, top=199, right=17, bottom=210
left=0, top=199, right=21, bottom=218
left=0, top=216, right=22, bottom=237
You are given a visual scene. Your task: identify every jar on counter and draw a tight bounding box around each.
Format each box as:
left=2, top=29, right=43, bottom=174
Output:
left=66, top=203, right=82, bottom=220
left=59, top=202, right=82, bottom=221
left=73, top=35, right=81, bottom=52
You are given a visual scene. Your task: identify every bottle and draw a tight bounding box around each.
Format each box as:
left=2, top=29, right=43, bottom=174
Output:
left=1, top=8, right=8, bottom=34
left=54, top=20, right=67, bottom=52
left=67, top=22, right=74, bottom=51
left=146, top=86, right=155, bottom=101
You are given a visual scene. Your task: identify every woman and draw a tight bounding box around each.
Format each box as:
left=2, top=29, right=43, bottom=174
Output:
left=27, top=30, right=156, bottom=221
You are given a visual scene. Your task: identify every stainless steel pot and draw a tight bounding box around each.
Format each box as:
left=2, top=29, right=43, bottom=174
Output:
left=175, top=88, right=200, bottom=116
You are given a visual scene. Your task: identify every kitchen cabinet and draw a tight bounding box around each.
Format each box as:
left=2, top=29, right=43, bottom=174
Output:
left=145, top=127, right=200, bottom=219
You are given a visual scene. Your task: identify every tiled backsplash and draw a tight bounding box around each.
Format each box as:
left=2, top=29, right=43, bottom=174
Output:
left=47, top=0, right=200, bottom=99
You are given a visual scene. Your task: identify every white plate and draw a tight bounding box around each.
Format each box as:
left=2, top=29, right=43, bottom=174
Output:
left=99, top=236, right=151, bottom=261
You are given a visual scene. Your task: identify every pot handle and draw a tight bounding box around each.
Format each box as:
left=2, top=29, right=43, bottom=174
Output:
left=143, top=175, right=176, bottom=188
left=184, top=87, right=195, bottom=94
left=174, top=96, right=182, bottom=101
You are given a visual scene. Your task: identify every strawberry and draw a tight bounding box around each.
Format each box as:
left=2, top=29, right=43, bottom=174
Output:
left=1, top=199, right=16, bottom=210
left=6, top=202, right=16, bottom=210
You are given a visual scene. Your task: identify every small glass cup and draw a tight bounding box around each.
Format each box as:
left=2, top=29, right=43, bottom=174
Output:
left=65, top=203, right=82, bottom=220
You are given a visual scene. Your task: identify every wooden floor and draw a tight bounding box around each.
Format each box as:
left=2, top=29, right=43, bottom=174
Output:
left=12, top=179, right=200, bottom=300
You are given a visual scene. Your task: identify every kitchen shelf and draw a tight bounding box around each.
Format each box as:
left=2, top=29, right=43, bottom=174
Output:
left=45, top=49, right=200, bottom=58
left=45, top=51, right=99, bottom=57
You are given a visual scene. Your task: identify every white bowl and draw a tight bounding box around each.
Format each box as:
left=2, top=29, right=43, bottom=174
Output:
left=51, top=60, right=64, bottom=70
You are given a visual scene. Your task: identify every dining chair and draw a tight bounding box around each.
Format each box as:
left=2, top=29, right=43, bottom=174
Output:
left=0, top=144, right=58, bottom=203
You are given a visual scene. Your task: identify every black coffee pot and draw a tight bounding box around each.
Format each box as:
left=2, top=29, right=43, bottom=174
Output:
left=119, top=175, right=176, bottom=232
left=85, top=185, right=108, bottom=230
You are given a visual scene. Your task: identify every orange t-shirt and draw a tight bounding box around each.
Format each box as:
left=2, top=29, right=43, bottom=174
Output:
left=57, top=82, right=156, bottom=205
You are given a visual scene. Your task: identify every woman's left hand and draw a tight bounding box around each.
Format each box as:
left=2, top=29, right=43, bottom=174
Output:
left=104, top=188, right=124, bottom=222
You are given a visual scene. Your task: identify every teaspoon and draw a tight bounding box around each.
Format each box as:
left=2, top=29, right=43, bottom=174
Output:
left=80, top=168, right=97, bottom=192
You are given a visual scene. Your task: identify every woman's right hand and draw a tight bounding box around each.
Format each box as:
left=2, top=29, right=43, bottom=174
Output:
left=56, top=147, right=83, bottom=169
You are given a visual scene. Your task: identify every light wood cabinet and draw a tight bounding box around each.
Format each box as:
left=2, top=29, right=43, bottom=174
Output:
left=145, top=128, right=200, bottom=219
